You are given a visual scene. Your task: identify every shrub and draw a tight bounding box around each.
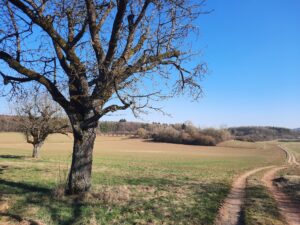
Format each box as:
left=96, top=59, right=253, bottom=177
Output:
left=189, top=132, right=217, bottom=146
left=152, top=127, right=181, bottom=143
left=150, top=126, right=230, bottom=146
left=202, top=128, right=232, bottom=143
left=136, top=128, right=149, bottom=138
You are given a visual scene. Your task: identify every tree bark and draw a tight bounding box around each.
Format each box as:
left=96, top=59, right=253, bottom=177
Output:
left=32, top=142, right=43, bottom=158
left=66, top=126, right=96, bottom=194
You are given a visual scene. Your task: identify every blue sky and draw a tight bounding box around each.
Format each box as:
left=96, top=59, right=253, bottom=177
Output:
left=110, top=0, right=300, bottom=128
left=1, top=0, right=300, bottom=128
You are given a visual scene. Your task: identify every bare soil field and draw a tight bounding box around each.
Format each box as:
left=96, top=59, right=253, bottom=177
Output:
left=0, top=133, right=286, bottom=224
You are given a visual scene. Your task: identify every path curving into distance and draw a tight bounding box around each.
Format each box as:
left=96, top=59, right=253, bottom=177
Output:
left=262, top=145, right=300, bottom=225
left=214, top=166, right=274, bottom=225
left=279, top=145, right=300, bottom=166
left=215, top=144, right=300, bottom=225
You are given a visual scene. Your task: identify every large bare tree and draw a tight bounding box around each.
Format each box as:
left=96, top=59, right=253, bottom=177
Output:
left=0, top=0, right=207, bottom=194
left=16, top=94, right=69, bottom=158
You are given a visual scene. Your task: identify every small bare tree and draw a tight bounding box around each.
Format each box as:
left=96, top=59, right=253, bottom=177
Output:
left=16, top=94, right=69, bottom=158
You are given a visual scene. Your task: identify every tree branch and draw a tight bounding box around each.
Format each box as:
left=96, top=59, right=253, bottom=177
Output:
left=0, top=51, right=70, bottom=109
left=85, top=0, right=106, bottom=63
left=69, top=17, right=88, bottom=48
left=104, top=0, right=128, bottom=67
left=0, top=71, right=34, bottom=84
left=8, top=0, right=68, bottom=50
left=119, top=0, right=150, bottom=63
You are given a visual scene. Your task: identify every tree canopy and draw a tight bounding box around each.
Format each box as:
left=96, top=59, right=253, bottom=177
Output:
left=0, top=0, right=208, bottom=194
left=0, top=0, right=207, bottom=125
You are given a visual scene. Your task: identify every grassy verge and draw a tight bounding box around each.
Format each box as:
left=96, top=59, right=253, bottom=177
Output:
left=241, top=171, right=285, bottom=225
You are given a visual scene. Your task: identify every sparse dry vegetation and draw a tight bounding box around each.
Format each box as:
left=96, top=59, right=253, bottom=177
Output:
left=277, top=167, right=300, bottom=203
left=135, top=128, right=149, bottom=139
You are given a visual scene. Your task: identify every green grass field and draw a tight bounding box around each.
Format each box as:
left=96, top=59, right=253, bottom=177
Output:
left=0, top=133, right=286, bottom=225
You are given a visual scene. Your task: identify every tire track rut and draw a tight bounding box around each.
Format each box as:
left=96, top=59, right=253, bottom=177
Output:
left=214, top=166, right=274, bottom=225
left=261, top=145, right=300, bottom=225
left=215, top=144, right=300, bottom=225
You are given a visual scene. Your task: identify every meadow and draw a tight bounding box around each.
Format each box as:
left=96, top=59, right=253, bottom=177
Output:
left=0, top=133, right=286, bottom=225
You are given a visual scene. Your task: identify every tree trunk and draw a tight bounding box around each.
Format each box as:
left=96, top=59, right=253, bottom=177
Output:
left=66, top=127, right=96, bottom=194
left=32, top=142, right=43, bottom=158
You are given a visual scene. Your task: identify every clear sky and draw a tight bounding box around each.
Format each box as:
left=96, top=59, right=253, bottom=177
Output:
left=1, top=0, right=299, bottom=128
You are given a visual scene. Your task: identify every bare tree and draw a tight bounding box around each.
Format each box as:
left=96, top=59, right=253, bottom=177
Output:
left=0, top=0, right=208, bottom=194
left=16, top=94, right=69, bottom=158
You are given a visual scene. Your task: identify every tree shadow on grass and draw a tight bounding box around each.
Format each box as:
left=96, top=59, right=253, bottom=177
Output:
left=0, top=177, right=232, bottom=225
left=120, top=177, right=231, bottom=225
left=187, top=182, right=230, bottom=224
left=0, top=179, right=89, bottom=225
left=0, top=155, right=26, bottom=159
left=0, top=212, right=42, bottom=225
left=0, top=179, right=49, bottom=194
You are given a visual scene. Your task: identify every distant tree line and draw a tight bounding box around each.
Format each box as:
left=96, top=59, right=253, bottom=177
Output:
left=0, top=115, right=22, bottom=132
left=99, top=120, right=147, bottom=136
left=99, top=120, right=232, bottom=145
left=1, top=115, right=299, bottom=144
left=0, top=115, right=153, bottom=135
left=229, top=126, right=300, bottom=142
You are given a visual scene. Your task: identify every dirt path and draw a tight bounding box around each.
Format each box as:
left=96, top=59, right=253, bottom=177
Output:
left=260, top=145, right=300, bottom=225
left=215, top=144, right=300, bottom=225
left=278, top=145, right=300, bottom=166
left=214, top=166, right=274, bottom=225
left=262, top=166, right=300, bottom=225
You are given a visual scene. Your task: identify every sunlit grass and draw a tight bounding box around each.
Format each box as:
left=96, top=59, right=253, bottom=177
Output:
left=0, top=133, right=285, bottom=224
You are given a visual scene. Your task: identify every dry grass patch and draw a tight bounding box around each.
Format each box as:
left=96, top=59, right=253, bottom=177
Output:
left=85, top=185, right=131, bottom=204
left=0, top=197, right=10, bottom=212
left=277, top=167, right=300, bottom=202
